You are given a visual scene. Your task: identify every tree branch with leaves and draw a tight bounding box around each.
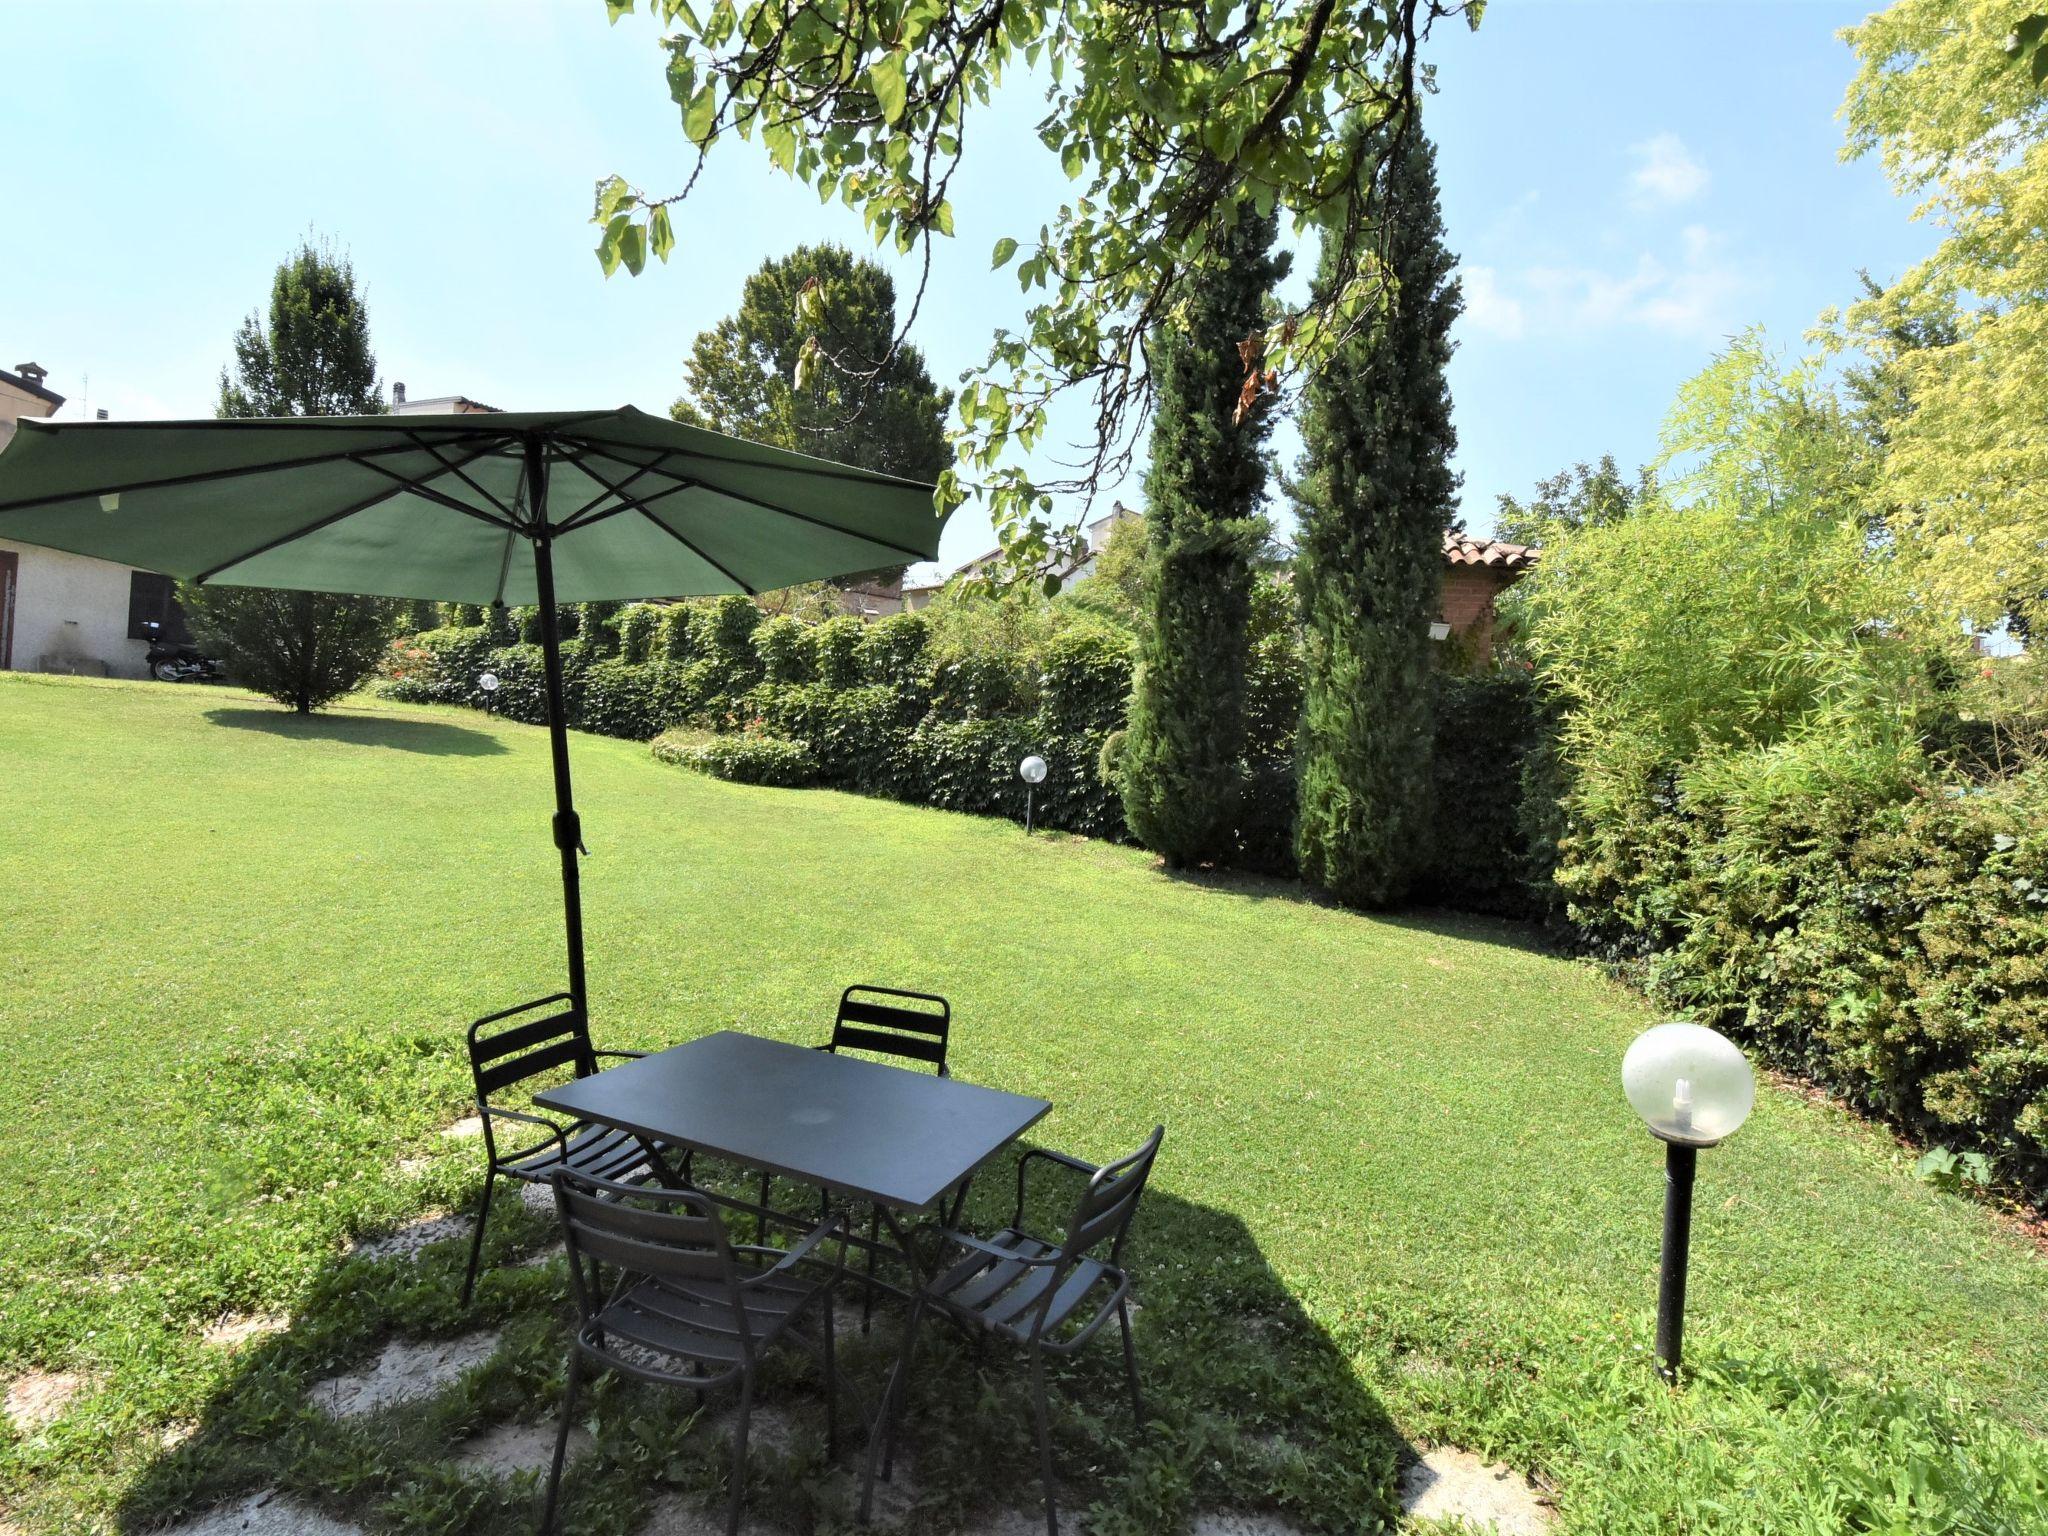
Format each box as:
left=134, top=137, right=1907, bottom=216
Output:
left=591, top=0, right=1480, bottom=582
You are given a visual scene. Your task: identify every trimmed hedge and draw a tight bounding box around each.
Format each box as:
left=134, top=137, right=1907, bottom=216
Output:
left=653, top=730, right=817, bottom=787
left=1645, top=747, right=2048, bottom=1192
left=384, top=611, right=1540, bottom=906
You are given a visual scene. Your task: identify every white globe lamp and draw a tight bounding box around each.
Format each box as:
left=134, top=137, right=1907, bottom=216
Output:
left=1622, top=1021, right=1754, bottom=1383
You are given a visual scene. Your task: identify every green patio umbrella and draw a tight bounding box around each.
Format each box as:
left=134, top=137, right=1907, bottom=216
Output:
left=0, top=407, right=946, bottom=1017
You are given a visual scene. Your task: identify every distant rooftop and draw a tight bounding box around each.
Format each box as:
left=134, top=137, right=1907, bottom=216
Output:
left=1, top=362, right=65, bottom=410
left=390, top=381, right=500, bottom=416
left=1444, top=531, right=1538, bottom=571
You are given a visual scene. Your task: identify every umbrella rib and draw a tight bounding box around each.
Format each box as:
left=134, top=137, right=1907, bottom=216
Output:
left=401, top=431, right=523, bottom=524
left=191, top=440, right=508, bottom=584
left=346, top=454, right=523, bottom=532
left=568, top=441, right=934, bottom=563
left=566, top=430, right=932, bottom=492
left=0, top=438, right=455, bottom=516
left=555, top=457, right=675, bottom=531
left=629, top=506, right=757, bottom=595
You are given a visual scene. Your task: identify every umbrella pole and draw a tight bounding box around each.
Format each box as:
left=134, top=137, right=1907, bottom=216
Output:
left=526, top=438, right=589, bottom=1022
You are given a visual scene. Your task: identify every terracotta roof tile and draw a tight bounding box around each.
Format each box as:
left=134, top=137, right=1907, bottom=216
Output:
left=1443, top=531, right=1538, bottom=570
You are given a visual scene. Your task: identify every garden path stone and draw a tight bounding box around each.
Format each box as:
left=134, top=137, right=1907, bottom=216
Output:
left=637, top=1492, right=778, bottom=1536
left=345, top=1213, right=469, bottom=1262
left=204, top=1313, right=287, bottom=1349
left=454, top=1419, right=593, bottom=1477
left=441, top=1116, right=484, bottom=1140
left=3, top=1370, right=86, bottom=1432
left=1398, top=1447, right=1553, bottom=1534
left=1191, top=1513, right=1310, bottom=1536
left=155, top=1489, right=361, bottom=1536
left=308, top=1331, right=499, bottom=1419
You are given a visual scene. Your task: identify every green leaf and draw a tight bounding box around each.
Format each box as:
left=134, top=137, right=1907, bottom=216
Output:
left=648, top=205, right=675, bottom=264
left=1041, top=572, right=1062, bottom=598
left=931, top=199, right=955, bottom=237
left=1060, top=140, right=1085, bottom=180
left=868, top=53, right=909, bottom=125
left=617, top=221, right=648, bottom=277
left=684, top=82, right=718, bottom=146
left=593, top=175, right=637, bottom=223
left=991, top=236, right=1019, bottom=269
left=605, top=0, right=634, bottom=23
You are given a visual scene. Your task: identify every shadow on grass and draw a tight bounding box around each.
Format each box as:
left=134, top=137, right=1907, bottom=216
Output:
left=113, top=1143, right=1412, bottom=1536
left=205, top=707, right=509, bottom=757
left=1150, top=860, right=1558, bottom=958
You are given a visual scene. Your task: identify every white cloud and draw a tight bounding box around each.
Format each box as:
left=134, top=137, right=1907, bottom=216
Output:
left=1628, top=132, right=1710, bottom=208
left=1459, top=265, right=1526, bottom=340
left=1474, top=226, right=1744, bottom=342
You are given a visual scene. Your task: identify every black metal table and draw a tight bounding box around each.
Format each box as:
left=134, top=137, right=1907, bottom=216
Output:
left=534, top=1028, right=1052, bottom=1246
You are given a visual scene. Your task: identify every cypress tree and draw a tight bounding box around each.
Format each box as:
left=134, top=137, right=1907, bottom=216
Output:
left=1293, top=122, right=1462, bottom=907
left=1119, top=203, right=1286, bottom=866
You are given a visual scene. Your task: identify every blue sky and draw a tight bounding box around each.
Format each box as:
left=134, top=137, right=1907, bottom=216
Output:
left=1, top=2, right=1927, bottom=575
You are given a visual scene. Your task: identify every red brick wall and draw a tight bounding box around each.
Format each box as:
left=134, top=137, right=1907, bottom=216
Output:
left=1441, top=566, right=1516, bottom=658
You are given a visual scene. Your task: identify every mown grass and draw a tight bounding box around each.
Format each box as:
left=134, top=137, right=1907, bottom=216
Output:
left=0, top=673, right=2043, bottom=1535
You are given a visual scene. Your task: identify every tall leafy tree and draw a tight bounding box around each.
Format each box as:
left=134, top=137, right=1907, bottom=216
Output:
left=672, top=244, right=951, bottom=587
left=1293, top=122, right=1461, bottom=908
left=1839, top=0, right=2048, bottom=631
left=1493, top=455, right=1653, bottom=549
left=184, top=239, right=400, bottom=713
left=1119, top=204, right=1285, bottom=867
left=594, top=0, right=1482, bottom=577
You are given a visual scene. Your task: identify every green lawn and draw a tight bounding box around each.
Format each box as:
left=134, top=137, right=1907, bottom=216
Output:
left=1, top=674, right=2043, bottom=1535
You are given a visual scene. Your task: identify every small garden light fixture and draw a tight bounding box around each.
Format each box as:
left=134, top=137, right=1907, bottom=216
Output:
left=478, top=671, right=500, bottom=717
left=1621, top=1020, right=1754, bottom=1383
left=1019, top=753, right=1047, bottom=834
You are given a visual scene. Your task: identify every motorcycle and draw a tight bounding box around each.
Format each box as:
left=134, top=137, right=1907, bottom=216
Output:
left=140, top=620, right=225, bottom=683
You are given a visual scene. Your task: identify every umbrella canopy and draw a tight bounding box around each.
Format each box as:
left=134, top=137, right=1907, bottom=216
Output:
left=0, top=407, right=948, bottom=1022
left=0, top=407, right=942, bottom=601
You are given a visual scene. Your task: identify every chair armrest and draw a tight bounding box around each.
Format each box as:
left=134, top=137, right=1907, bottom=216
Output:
left=939, top=1228, right=1064, bottom=1269
left=592, top=1047, right=647, bottom=1061
left=734, top=1214, right=846, bottom=1287
left=1014, top=1146, right=1100, bottom=1228
left=481, top=1104, right=570, bottom=1167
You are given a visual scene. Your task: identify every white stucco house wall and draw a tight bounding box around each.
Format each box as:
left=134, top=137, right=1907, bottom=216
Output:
left=0, top=362, right=174, bottom=679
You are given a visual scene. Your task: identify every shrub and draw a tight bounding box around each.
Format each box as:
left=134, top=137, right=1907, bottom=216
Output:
left=617, top=603, right=662, bottom=664
left=857, top=611, right=931, bottom=687
left=813, top=615, right=864, bottom=688
left=900, top=717, right=1037, bottom=818
left=657, top=604, right=696, bottom=662
left=1421, top=671, right=1550, bottom=916
left=1650, top=743, right=2048, bottom=1192
left=580, top=658, right=665, bottom=741
left=754, top=681, right=907, bottom=790
left=654, top=730, right=817, bottom=787
left=1039, top=625, right=1134, bottom=736
left=181, top=587, right=404, bottom=714
left=929, top=650, right=1034, bottom=719
left=754, top=615, right=818, bottom=684
left=380, top=625, right=498, bottom=705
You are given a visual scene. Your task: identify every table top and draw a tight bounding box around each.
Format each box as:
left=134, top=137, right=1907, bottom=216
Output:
left=534, top=1029, right=1052, bottom=1211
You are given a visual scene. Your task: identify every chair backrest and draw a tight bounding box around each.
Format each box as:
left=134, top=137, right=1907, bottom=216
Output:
left=827, top=984, right=951, bottom=1075
left=553, top=1169, right=751, bottom=1360
left=1056, top=1124, right=1165, bottom=1273
left=467, top=993, right=597, bottom=1108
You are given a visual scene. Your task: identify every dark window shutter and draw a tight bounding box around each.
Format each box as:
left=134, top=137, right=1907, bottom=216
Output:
left=127, top=571, right=178, bottom=640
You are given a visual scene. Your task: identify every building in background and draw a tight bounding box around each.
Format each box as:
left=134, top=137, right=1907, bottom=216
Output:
left=1439, top=531, right=1537, bottom=658
left=903, top=504, right=1139, bottom=612
left=0, top=361, right=178, bottom=678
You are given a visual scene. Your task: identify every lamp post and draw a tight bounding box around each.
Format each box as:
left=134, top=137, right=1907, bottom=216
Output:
left=478, top=670, right=500, bottom=718
left=1621, top=1021, right=1754, bottom=1383
left=1019, top=754, right=1047, bottom=835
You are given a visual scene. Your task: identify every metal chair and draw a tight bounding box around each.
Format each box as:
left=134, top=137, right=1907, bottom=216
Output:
left=756, top=986, right=955, bottom=1317
left=461, top=993, right=675, bottom=1305
left=861, top=1125, right=1165, bottom=1536
left=542, top=1169, right=844, bottom=1536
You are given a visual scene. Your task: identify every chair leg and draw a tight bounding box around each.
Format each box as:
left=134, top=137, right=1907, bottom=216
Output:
left=861, top=1206, right=880, bottom=1333
left=821, top=1287, right=840, bottom=1463
left=756, top=1170, right=772, bottom=1244
left=1030, top=1349, right=1059, bottom=1536
left=728, top=1371, right=754, bottom=1536
left=861, top=1294, right=926, bottom=1520
left=1118, top=1300, right=1144, bottom=1430
left=461, top=1172, right=497, bottom=1307
left=540, top=1347, right=583, bottom=1535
